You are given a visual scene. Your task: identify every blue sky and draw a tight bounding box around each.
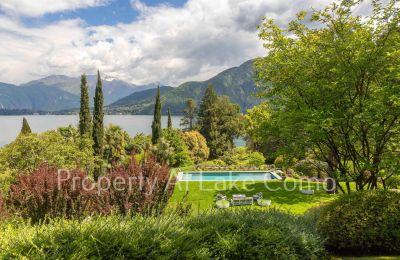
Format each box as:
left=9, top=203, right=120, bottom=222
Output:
left=0, top=0, right=341, bottom=85
left=22, top=0, right=188, bottom=27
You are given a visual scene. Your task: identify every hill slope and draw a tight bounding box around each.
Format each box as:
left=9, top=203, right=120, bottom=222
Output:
left=109, top=59, right=260, bottom=115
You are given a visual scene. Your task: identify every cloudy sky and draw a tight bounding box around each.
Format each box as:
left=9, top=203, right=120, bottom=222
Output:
left=0, top=0, right=335, bottom=86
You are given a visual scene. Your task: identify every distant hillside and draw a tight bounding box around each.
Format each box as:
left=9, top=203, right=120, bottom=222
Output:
left=0, top=82, right=79, bottom=111
left=108, top=59, right=260, bottom=115
left=21, top=75, right=155, bottom=105
left=0, top=75, right=156, bottom=112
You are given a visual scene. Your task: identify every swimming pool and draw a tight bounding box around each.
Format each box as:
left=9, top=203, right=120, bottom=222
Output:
left=178, top=171, right=282, bottom=181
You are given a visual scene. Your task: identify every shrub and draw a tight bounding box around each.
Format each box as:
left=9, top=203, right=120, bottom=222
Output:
left=156, top=129, right=192, bottom=167
left=102, top=156, right=175, bottom=215
left=221, top=147, right=266, bottom=167
left=182, top=131, right=210, bottom=163
left=0, top=194, right=8, bottom=220
left=0, top=131, right=94, bottom=176
left=317, top=190, right=400, bottom=255
left=6, top=165, right=96, bottom=223
left=0, top=209, right=326, bottom=259
left=293, top=159, right=329, bottom=178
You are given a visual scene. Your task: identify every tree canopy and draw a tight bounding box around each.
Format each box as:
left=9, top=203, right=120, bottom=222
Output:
left=255, top=0, right=400, bottom=192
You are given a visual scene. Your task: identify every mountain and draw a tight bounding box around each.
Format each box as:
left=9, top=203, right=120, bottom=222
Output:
left=108, top=59, right=260, bottom=115
left=0, top=75, right=156, bottom=112
left=0, top=82, right=79, bottom=111
left=21, top=75, right=155, bottom=106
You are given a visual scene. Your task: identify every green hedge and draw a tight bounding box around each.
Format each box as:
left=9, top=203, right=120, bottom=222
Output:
left=317, top=190, right=400, bottom=255
left=0, top=209, right=326, bottom=259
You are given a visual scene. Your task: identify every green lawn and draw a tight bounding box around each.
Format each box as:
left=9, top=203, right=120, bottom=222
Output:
left=169, top=180, right=337, bottom=214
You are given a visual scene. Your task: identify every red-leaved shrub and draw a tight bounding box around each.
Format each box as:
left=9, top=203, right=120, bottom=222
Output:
left=7, top=165, right=95, bottom=223
left=0, top=194, right=8, bottom=220
left=101, top=156, right=175, bottom=215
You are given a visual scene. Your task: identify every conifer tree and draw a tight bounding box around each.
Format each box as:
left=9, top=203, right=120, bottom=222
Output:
left=167, top=108, right=172, bottom=129
left=79, top=74, right=91, bottom=137
left=20, top=117, right=32, bottom=135
left=151, top=86, right=162, bottom=144
left=180, top=99, right=196, bottom=131
left=92, top=70, right=104, bottom=180
left=197, top=84, right=218, bottom=142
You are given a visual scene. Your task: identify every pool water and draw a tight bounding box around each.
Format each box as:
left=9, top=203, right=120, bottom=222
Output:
left=179, top=171, right=280, bottom=181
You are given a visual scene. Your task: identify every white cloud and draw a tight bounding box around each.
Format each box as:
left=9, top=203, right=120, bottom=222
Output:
left=0, top=0, right=348, bottom=86
left=0, top=0, right=108, bottom=17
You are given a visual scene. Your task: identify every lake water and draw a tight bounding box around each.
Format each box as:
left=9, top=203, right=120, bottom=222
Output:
left=0, top=115, right=182, bottom=147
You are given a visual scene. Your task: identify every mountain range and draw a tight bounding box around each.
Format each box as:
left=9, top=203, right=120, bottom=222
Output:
left=0, top=59, right=261, bottom=114
left=107, top=59, right=260, bottom=114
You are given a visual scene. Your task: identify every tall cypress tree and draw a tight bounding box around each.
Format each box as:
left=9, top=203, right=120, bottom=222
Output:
left=151, top=86, right=162, bottom=144
left=167, top=108, right=172, bottom=129
left=180, top=99, right=196, bottom=131
left=20, top=117, right=32, bottom=135
left=79, top=74, right=91, bottom=137
left=92, top=70, right=104, bottom=180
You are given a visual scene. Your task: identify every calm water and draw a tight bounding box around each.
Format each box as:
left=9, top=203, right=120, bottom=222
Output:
left=0, top=115, right=182, bottom=147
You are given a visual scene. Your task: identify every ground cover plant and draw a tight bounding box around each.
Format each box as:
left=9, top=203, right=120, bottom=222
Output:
left=0, top=209, right=326, bottom=259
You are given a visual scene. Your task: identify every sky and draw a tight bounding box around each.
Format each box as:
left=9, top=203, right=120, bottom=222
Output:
left=0, top=0, right=340, bottom=86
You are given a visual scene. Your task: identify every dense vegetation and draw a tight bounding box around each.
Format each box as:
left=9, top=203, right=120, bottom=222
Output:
left=318, top=190, right=400, bottom=255
left=252, top=0, right=400, bottom=192
left=0, top=209, right=326, bottom=259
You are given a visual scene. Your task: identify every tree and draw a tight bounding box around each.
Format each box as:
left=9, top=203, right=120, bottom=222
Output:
left=167, top=108, right=172, bottom=129
left=104, top=124, right=130, bottom=165
left=180, top=99, right=196, bottom=131
left=151, top=86, right=162, bottom=144
left=198, top=84, right=244, bottom=159
left=255, top=0, right=400, bottom=193
left=92, top=70, right=104, bottom=180
left=182, top=131, right=209, bottom=164
left=20, top=117, right=32, bottom=135
left=158, top=128, right=192, bottom=167
left=79, top=74, right=91, bottom=137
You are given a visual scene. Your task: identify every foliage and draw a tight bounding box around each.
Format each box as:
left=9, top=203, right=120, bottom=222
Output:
left=221, top=147, right=265, bottom=167
left=19, top=117, right=32, bottom=135
left=151, top=138, right=174, bottom=165
left=103, top=124, right=131, bottom=165
left=92, top=71, right=104, bottom=180
left=57, top=125, right=79, bottom=142
left=102, top=156, right=174, bottom=216
left=180, top=99, right=196, bottom=130
left=182, top=131, right=209, bottom=164
left=130, top=133, right=151, bottom=154
left=167, top=108, right=172, bottom=129
left=0, top=194, right=8, bottom=220
left=0, top=209, right=326, bottom=259
left=198, top=84, right=244, bottom=159
left=317, top=190, right=400, bottom=255
left=151, top=86, right=162, bottom=144
left=0, top=131, right=95, bottom=176
left=293, top=159, right=329, bottom=178
left=155, top=129, right=192, bottom=167
left=79, top=74, right=91, bottom=137
left=6, top=165, right=95, bottom=223
left=245, top=102, right=283, bottom=163
left=255, top=0, right=400, bottom=192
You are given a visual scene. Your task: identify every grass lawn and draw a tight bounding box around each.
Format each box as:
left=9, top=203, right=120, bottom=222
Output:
left=169, top=179, right=337, bottom=214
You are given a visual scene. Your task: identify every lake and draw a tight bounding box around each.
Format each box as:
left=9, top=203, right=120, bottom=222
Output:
left=0, top=115, right=182, bottom=147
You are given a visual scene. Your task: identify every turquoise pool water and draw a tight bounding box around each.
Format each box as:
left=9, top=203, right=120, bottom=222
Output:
left=180, top=172, right=279, bottom=181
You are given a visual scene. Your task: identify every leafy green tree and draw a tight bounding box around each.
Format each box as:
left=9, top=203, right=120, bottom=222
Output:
left=255, top=0, right=400, bottom=192
left=198, top=85, right=244, bottom=159
left=151, top=138, right=174, bottom=165
left=20, top=117, right=32, bottom=135
left=92, top=70, right=104, bottom=180
left=79, top=74, right=91, bottom=137
left=151, top=86, right=162, bottom=144
left=104, top=124, right=130, bottom=165
left=0, top=131, right=94, bottom=176
left=180, top=99, right=196, bottom=131
left=182, top=131, right=209, bottom=164
left=159, top=128, right=192, bottom=167
left=167, top=108, right=172, bottom=129
left=130, top=133, right=152, bottom=154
